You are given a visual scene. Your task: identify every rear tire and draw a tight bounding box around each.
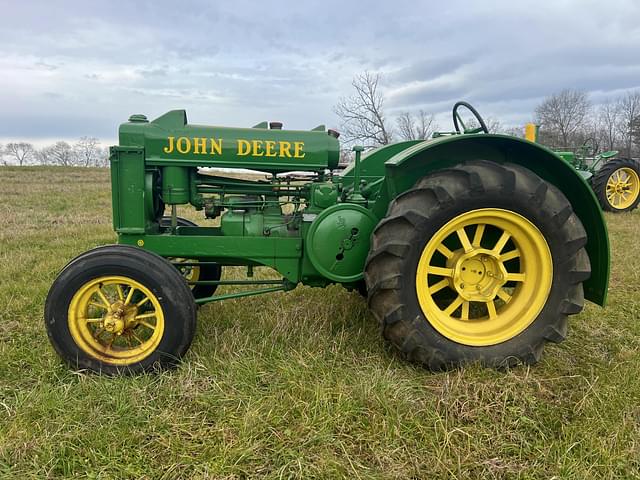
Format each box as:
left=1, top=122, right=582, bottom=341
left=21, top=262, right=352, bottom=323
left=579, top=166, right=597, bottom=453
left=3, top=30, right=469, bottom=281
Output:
left=45, top=245, right=197, bottom=374
left=591, top=158, right=640, bottom=212
left=365, top=161, right=591, bottom=369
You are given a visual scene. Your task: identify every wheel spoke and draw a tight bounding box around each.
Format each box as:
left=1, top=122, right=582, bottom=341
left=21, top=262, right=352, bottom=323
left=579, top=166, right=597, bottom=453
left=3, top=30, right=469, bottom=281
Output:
left=486, top=300, right=497, bottom=319
left=429, top=278, right=450, bottom=294
left=135, top=312, right=157, bottom=320
left=472, top=224, right=485, bottom=247
left=89, top=301, right=108, bottom=311
left=505, top=273, right=526, bottom=282
left=138, top=320, right=156, bottom=330
left=460, top=301, right=470, bottom=320
left=84, top=317, right=104, bottom=324
left=444, top=295, right=464, bottom=316
left=456, top=228, right=473, bottom=253
left=116, top=284, right=125, bottom=301
left=130, top=330, right=145, bottom=345
left=500, top=249, right=520, bottom=262
left=427, top=266, right=454, bottom=278
left=493, top=231, right=511, bottom=254
left=124, top=287, right=136, bottom=306
left=496, top=288, right=512, bottom=303
left=436, top=244, right=454, bottom=259
left=136, top=296, right=150, bottom=307
left=96, top=287, right=111, bottom=308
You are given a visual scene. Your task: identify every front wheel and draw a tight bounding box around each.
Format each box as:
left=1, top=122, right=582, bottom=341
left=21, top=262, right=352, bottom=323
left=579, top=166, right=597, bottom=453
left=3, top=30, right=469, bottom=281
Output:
left=45, top=245, right=197, bottom=374
left=591, top=158, right=640, bottom=212
left=365, top=161, right=591, bottom=369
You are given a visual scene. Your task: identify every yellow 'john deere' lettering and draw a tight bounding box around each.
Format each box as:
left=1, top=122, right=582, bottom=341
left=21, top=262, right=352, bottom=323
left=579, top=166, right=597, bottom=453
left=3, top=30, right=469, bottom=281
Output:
left=163, top=136, right=224, bottom=155
left=163, top=136, right=305, bottom=158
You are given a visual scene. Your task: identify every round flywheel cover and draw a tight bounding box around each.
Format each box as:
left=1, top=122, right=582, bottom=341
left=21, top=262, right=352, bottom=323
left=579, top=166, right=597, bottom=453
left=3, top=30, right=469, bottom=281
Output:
left=306, top=204, right=377, bottom=282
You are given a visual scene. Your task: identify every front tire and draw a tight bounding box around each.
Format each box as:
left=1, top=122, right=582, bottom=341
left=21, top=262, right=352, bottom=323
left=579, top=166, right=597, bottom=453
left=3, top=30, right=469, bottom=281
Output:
left=365, top=161, right=591, bottom=369
left=591, top=158, right=640, bottom=212
left=45, top=245, right=197, bottom=374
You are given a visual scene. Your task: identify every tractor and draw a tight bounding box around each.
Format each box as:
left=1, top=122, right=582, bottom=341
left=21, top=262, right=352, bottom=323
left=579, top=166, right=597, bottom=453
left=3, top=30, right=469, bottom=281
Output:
left=525, top=124, right=640, bottom=212
left=45, top=102, right=610, bottom=373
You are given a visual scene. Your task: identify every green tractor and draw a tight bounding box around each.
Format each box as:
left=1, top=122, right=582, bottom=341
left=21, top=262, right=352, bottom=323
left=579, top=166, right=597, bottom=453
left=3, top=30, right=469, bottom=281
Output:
left=45, top=102, right=609, bottom=373
left=526, top=124, right=640, bottom=212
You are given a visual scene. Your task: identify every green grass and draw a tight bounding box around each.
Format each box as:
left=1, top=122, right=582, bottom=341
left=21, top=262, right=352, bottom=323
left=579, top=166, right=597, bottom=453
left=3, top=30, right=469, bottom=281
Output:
left=1, top=166, right=639, bottom=479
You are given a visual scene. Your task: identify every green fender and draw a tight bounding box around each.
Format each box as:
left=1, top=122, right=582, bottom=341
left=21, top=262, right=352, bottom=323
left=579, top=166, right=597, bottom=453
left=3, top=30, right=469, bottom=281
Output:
left=356, top=134, right=610, bottom=306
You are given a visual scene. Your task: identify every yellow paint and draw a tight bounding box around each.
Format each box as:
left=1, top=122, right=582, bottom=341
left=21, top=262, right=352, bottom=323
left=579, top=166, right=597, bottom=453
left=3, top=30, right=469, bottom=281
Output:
left=193, top=137, right=207, bottom=154
left=237, top=139, right=251, bottom=156
left=293, top=141, right=305, bottom=158
left=210, top=138, right=223, bottom=155
left=415, top=208, right=552, bottom=346
left=279, top=141, right=292, bottom=158
left=176, top=137, right=191, bottom=154
left=252, top=140, right=265, bottom=156
left=162, top=136, right=305, bottom=159
left=136, top=239, right=144, bottom=247
left=605, top=167, right=640, bottom=209
left=67, top=276, right=165, bottom=365
left=264, top=140, right=277, bottom=157
left=524, top=123, right=538, bottom=142
left=163, top=136, right=175, bottom=153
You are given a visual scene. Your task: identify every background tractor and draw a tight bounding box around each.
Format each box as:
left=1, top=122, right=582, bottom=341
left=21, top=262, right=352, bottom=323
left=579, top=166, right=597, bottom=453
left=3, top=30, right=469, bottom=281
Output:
left=45, top=102, right=610, bottom=373
left=525, top=124, right=640, bottom=212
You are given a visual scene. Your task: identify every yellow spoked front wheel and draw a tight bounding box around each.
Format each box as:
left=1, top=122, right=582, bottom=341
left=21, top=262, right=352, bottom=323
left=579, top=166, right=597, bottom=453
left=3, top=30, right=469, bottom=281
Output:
left=45, top=245, right=197, bottom=374
left=68, top=276, right=165, bottom=365
left=365, top=161, right=591, bottom=369
left=592, top=159, right=640, bottom=212
left=415, top=209, right=552, bottom=346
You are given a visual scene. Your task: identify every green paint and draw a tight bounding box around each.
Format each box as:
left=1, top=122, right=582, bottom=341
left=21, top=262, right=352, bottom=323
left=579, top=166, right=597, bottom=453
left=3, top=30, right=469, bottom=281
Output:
left=110, top=109, right=610, bottom=307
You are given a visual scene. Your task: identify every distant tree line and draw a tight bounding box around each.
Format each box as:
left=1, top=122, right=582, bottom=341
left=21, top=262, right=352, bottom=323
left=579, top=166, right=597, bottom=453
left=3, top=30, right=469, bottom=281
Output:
left=0, top=137, right=109, bottom=167
left=334, top=72, right=640, bottom=159
left=534, top=89, right=640, bottom=157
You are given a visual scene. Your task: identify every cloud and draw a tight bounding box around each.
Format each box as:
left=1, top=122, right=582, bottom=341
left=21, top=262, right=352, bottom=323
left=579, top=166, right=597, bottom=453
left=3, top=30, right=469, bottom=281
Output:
left=0, top=0, right=639, bottom=143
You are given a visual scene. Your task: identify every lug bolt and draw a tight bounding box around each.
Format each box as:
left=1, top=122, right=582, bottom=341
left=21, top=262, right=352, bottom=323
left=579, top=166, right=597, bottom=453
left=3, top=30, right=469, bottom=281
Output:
left=460, top=284, right=465, bottom=289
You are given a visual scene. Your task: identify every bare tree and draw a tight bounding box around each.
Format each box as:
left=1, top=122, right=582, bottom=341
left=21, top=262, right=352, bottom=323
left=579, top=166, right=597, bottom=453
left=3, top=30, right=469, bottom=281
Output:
left=596, top=99, right=620, bottom=151
left=396, top=110, right=437, bottom=140
left=74, top=137, right=101, bottom=167
left=334, top=71, right=392, bottom=146
left=5, top=142, right=35, bottom=166
left=44, top=141, right=76, bottom=166
left=534, top=89, right=591, bottom=147
left=616, top=91, right=640, bottom=157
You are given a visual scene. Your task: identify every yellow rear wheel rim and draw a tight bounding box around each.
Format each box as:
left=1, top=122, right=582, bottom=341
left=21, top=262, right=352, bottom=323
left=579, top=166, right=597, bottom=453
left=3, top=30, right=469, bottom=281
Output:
left=415, top=209, right=553, bottom=346
left=68, top=276, right=165, bottom=365
left=606, top=167, right=640, bottom=210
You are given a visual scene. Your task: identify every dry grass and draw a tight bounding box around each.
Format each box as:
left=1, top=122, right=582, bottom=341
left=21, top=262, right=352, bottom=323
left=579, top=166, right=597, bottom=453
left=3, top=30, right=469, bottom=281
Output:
left=0, top=166, right=639, bottom=479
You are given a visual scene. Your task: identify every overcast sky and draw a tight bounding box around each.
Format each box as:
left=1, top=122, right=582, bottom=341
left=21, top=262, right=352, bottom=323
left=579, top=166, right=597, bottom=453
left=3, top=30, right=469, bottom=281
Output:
left=1, top=0, right=639, bottom=146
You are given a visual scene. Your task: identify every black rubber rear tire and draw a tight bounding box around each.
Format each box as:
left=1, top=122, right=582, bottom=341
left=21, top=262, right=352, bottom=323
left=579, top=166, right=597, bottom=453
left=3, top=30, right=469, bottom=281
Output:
left=45, top=245, right=197, bottom=374
left=365, top=161, right=591, bottom=370
left=160, top=216, right=222, bottom=299
left=590, top=158, right=640, bottom=212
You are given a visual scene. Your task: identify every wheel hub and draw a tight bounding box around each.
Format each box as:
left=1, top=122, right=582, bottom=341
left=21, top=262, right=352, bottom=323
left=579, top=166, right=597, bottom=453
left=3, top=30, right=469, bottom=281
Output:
left=450, top=249, right=508, bottom=302
left=102, top=301, right=138, bottom=335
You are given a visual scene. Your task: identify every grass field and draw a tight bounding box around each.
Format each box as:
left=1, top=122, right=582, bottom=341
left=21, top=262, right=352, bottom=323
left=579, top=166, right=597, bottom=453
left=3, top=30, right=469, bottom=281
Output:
left=1, top=166, right=640, bottom=479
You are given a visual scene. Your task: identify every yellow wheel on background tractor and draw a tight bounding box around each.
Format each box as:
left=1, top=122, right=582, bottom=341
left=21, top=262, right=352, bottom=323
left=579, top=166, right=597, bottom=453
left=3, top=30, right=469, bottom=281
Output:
left=591, top=158, right=640, bottom=212
left=365, top=161, right=591, bottom=369
left=45, top=245, right=196, bottom=374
